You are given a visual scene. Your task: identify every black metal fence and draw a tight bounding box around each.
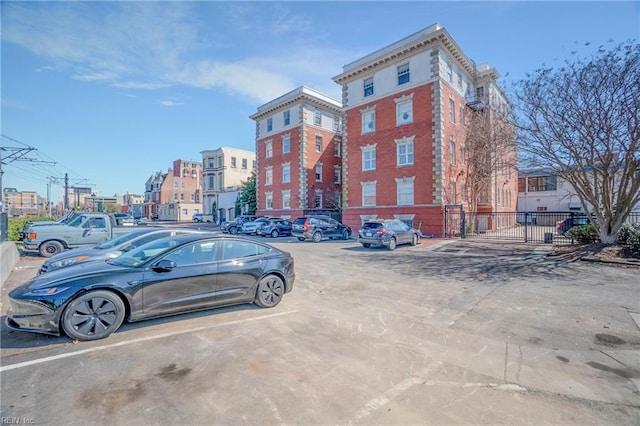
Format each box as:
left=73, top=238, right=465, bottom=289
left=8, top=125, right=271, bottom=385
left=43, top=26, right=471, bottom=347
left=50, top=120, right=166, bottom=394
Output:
left=445, top=211, right=640, bottom=245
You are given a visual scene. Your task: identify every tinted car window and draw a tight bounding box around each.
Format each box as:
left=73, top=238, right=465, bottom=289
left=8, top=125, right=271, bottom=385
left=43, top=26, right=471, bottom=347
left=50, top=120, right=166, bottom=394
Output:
left=294, top=217, right=306, bottom=225
left=163, top=241, right=217, bottom=266
left=362, top=222, right=383, bottom=231
left=220, top=240, right=269, bottom=260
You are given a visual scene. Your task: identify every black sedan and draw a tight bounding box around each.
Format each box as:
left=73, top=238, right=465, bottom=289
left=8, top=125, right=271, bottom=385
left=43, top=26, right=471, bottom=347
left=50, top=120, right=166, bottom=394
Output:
left=7, top=234, right=295, bottom=341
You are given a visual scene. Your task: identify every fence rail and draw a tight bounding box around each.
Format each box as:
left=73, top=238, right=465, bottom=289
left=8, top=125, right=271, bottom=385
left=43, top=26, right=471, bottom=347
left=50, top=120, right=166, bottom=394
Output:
left=446, top=211, right=640, bottom=244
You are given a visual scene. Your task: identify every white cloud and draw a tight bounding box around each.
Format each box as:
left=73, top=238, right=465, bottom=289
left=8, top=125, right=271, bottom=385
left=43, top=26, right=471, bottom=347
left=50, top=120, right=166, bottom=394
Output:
left=2, top=2, right=352, bottom=104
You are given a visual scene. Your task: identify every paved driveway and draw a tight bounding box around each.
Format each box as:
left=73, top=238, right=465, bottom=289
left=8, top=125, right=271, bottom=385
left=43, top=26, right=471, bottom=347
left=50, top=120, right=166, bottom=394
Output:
left=1, top=238, right=639, bottom=424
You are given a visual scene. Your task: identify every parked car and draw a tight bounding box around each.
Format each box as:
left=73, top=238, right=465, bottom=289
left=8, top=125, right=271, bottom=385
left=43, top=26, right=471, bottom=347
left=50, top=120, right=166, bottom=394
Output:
left=222, top=215, right=258, bottom=235
left=256, top=218, right=293, bottom=238
left=557, top=214, right=591, bottom=237
left=192, top=213, right=214, bottom=223
left=357, top=219, right=420, bottom=250
left=38, top=227, right=210, bottom=275
left=241, top=217, right=271, bottom=235
left=291, top=215, right=351, bottom=242
left=7, top=234, right=295, bottom=341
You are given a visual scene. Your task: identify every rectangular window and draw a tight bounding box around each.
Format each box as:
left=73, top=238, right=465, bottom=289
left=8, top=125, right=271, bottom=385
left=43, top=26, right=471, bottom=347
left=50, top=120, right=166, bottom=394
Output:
left=315, top=164, right=323, bottom=182
left=397, top=141, right=414, bottom=166
left=397, top=101, right=413, bottom=126
left=282, top=190, right=291, bottom=209
left=362, top=111, right=375, bottom=134
left=231, top=157, right=237, bottom=168
left=242, top=158, right=247, bottom=169
left=208, top=158, right=214, bottom=168
left=528, top=176, right=557, bottom=192
left=364, top=77, right=374, bottom=97
left=333, top=114, right=340, bottom=132
left=334, top=139, right=341, bottom=157
left=265, top=140, right=273, bottom=158
left=397, top=181, right=414, bottom=206
left=447, top=62, right=453, bottom=82
left=450, top=181, right=456, bottom=204
left=362, top=183, right=376, bottom=206
left=362, top=148, right=376, bottom=171
left=314, top=109, right=322, bottom=126
left=208, top=175, right=215, bottom=190
left=315, top=135, right=323, bottom=152
left=265, top=192, right=273, bottom=210
left=314, top=193, right=322, bottom=208
left=459, top=105, right=465, bottom=124
left=265, top=167, right=273, bottom=186
left=397, top=63, right=410, bottom=85
left=449, top=99, right=456, bottom=122
left=267, top=118, right=273, bottom=132
left=283, top=110, right=290, bottom=126
left=450, top=138, right=456, bottom=165
left=460, top=144, right=466, bottom=165
left=334, top=166, right=341, bottom=184
left=476, top=86, right=485, bottom=98
left=282, top=135, right=290, bottom=154
left=282, top=164, right=290, bottom=183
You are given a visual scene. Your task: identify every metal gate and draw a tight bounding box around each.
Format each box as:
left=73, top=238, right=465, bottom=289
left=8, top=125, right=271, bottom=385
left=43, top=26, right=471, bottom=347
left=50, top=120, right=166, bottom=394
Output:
left=444, top=204, right=466, bottom=238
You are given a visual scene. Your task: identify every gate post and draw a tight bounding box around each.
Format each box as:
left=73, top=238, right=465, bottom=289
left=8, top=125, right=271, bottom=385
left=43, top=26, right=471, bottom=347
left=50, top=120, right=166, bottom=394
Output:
left=461, top=210, right=466, bottom=239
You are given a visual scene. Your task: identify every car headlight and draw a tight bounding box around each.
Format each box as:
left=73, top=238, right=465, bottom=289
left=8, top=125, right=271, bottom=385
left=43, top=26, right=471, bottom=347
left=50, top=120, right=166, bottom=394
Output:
left=28, top=287, right=69, bottom=295
left=49, top=255, right=90, bottom=270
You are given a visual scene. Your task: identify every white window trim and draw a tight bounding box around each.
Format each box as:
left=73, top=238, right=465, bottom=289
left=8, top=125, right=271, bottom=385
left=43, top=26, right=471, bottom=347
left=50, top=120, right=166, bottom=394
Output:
left=282, top=162, right=291, bottom=183
left=395, top=176, right=415, bottom=206
left=395, top=93, right=414, bottom=126
left=361, top=180, right=377, bottom=207
left=360, top=105, right=376, bottom=134
left=281, top=190, right=291, bottom=210
left=265, top=166, right=273, bottom=186
left=265, top=191, right=273, bottom=210
left=361, top=143, right=377, bottom=171
left=395, top=135, right=415, bottom=167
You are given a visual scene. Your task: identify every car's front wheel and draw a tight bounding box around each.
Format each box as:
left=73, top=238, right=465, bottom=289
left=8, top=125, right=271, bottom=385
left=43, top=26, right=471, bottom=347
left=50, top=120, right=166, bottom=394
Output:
left=255, top=275, right=284, bottom=308
left=342, top=229, right=350, bottom=240
left=39, top=240, right=64, bottom=258
left=388, top=237, right=397, bottom=251
left=61, top=290, right=125, bottom=341
left=271, top=229, right=279, bottom=238
left=229, top=226, right=238, bottom=235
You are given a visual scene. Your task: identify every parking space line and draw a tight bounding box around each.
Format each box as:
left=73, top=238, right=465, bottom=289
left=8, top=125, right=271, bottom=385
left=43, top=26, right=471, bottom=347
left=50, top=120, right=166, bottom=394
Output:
left=0, top=310, right=298, bottom=373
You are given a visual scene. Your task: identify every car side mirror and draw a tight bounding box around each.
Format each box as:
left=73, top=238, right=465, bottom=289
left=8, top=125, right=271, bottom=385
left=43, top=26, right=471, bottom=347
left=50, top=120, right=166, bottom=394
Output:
left=152, top=259, right=177, bottom=272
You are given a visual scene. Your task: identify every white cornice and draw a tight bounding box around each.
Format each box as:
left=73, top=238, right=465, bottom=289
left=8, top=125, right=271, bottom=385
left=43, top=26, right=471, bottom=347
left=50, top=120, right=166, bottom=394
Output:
left=250, top=86, right=342, bottom=120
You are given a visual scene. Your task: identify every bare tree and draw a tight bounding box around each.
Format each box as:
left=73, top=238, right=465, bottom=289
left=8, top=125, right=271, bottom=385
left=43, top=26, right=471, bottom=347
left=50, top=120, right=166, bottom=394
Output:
left=513, top=41, right=640, bottom=244
left=461, top=106, right=517, bottom=220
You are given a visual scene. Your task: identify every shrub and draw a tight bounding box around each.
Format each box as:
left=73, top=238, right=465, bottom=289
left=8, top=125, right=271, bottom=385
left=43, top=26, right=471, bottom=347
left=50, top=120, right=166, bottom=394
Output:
left=618, top=223, right=640, bottom=254
left=567, top=223, right=599, bottom=244
left=7, top=216, right=55, bottom=242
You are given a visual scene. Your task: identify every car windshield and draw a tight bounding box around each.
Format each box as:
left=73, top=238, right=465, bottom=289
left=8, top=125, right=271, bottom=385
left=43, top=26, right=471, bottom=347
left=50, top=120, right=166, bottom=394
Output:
left=108, top=237, right=182, bottom=268
left=67, top=215, right=88, bottom=228
left=97, top=231, right=149, bottom=250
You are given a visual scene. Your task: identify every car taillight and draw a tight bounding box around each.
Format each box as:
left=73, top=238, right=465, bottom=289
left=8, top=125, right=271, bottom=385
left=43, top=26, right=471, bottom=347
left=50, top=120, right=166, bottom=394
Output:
left=304, top=223, right=310, bottom=231
left=377, top=230, right=387, bottom=236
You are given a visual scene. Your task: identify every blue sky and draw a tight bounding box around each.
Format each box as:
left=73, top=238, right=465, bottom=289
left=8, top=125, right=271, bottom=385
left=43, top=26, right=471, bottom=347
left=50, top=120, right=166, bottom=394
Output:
left=2, top=1, right=638, bottom=202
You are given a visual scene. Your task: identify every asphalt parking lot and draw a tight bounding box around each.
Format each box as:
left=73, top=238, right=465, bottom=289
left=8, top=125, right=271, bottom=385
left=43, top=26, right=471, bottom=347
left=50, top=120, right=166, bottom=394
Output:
left=1, top=235, right=639, bottom=425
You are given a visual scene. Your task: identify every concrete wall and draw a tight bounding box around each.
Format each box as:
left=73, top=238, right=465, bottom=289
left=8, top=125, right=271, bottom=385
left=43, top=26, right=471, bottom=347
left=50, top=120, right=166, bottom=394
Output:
left=0, top=241, right=19, bottom=286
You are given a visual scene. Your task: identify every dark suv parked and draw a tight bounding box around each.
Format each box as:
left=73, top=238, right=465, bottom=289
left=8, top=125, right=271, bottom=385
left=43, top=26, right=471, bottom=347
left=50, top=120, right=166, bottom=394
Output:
left=292, top=215, right=351, bottom=242
left=222, top=215, right=258, bottom=235
left=256, top=218, right=293, bottom=238
left=556, top=214, right=591, bottom=237
left=357, top=219, right=420, bottom=250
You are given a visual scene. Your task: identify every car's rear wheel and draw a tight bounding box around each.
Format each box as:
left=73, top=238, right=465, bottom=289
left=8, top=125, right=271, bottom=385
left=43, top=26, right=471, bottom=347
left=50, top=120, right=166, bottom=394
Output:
left=342, top=229, right=350, bottom=240
left=411, top=234, right=418, bottom=246
left=312, top=231, right=322, bottom=243
left=255, top=275, right=284, bottom=308
left=388, top=237, right=397, bottom=251
left=62, top=290, right=125, bottom=341
left=362, top=243, right=371, bottom=248
left=39, top=240, right=64, bottom=258
left=229, top=226, right=238, bottom=235
left=271, top=229, right=279, bottom=238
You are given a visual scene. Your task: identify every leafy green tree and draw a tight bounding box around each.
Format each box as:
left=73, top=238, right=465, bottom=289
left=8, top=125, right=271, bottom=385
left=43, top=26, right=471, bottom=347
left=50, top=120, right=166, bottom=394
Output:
left=513, top=41, right=640, bottom=244
left=236, top=171, right=257, bottom=214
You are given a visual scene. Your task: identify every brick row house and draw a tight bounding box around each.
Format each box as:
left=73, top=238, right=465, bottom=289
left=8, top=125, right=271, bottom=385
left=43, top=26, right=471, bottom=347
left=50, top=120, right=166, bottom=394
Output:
left=250, top=87, right=343, bottom=220
left=252, top=24, right=517, bottom=236
left=143, top=159, right=202, bottom=221
left=333, top=23, right=517, bottom=236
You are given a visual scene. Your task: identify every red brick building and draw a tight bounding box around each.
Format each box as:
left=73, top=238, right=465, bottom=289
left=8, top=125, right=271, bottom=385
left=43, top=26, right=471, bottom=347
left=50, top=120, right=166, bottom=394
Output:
left=250, top=87, right=343, bottom=220
left=332, top=24, right=517, bottom=236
